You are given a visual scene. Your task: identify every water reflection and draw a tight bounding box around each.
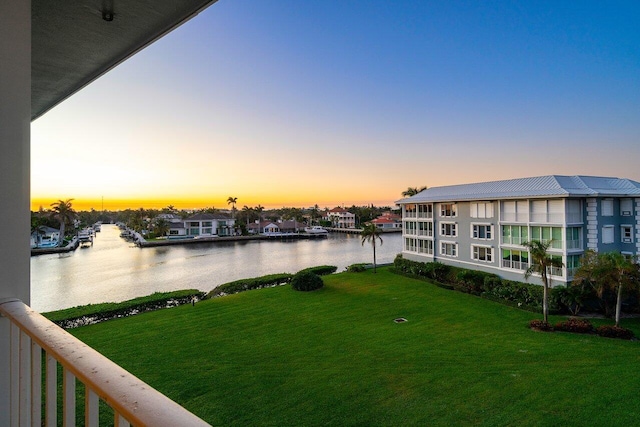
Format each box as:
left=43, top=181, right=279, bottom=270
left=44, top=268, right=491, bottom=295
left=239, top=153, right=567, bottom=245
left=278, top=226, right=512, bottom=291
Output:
left=31, top=224, right=401, bottom=312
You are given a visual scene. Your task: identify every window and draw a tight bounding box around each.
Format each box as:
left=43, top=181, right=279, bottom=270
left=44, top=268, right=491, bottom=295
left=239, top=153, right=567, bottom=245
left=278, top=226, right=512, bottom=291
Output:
left=502, top=225, right=528, bottom=245
left=404, top=238, right=417, bottom=252
left=470, top=202, right=494, bottom=218
left=472, top=224, right=493, bottom=240
left=501, top=200, right=528, bottom=222
left=440, top=242, right=457, bottom=257
left=502, top=249, right=529, bottom=270
left=404, top=221, right=417, bottom=235
left=602, top=225, right=614, bottom=244
left=417, top=239, right=433, bottom=255
left=472, top=245, right=493, bottom=262
left=566, top=227, right=582, bottom=250
left=404, top=204, right=417, bottom=218
left=621, top=199, right=633, bottom=216
left=566, top=199, right=582, bottom=223
left=440, top=222, right=457, bottom=237
left=566, top=255, right=581, bottom=277
left=601, top=199, right=613, bottom=216
left=417, top=204, right=433, bottom=218
left=440, top=203, right=456, bottom=217
left=530, top=226, right=562, bottom=249
left=621, top=225, right=633, bottom=243
left=418, top=221, right=433, bottom=237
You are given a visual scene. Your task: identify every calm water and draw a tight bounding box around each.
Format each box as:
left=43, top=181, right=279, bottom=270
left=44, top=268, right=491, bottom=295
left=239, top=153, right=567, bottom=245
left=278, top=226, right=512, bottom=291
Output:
left=31, top=224, right=401, bottom=312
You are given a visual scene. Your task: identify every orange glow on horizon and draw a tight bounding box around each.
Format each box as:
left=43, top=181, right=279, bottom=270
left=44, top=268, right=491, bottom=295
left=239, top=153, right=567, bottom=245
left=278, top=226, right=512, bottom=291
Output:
left=30, top=195, right=400, bottom=212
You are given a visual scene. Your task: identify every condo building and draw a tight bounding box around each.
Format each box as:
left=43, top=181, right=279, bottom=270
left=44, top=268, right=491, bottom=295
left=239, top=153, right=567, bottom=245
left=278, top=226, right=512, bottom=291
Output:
left=397, top=175, right=640, bottom=285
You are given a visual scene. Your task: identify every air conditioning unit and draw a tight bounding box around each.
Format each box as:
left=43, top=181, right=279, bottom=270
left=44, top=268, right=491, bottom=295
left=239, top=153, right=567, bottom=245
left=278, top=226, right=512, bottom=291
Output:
left=622, top=211, right=632, bottom=216
left=623, top=238, right=632, bottom=243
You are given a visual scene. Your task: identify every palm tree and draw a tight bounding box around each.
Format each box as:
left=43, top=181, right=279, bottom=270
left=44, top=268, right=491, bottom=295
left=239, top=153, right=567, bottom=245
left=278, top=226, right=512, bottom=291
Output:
left=522, top=239, right=563, bottom=324
left=162, top=205, right=177, bottom=214
left=311, top=204, right=320, bottom=225
left=255, top=205, right=264, bottom=222
left=401, top=186, right=428, bottom=197
left=31, top=213, right=48, bottom=248
left=573, top=251, right=640, bottom=326
left=241, top=205, right=253, bottom=225
left=50, top=199, right=77, bottom=247
left=361, top=223, right=383, bottom=273
left=154, top=218, right=170, bottom=238
left=227, top=196, right=238, bottom=218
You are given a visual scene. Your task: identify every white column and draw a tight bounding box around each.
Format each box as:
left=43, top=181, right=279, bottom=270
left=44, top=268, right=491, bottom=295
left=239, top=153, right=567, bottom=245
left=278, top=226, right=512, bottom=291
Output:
left=0, top=0, right=31, bottom=424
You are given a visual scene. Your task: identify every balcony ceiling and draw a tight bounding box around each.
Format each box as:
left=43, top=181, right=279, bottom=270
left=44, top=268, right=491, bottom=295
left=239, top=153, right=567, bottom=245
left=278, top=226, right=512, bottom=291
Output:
left=32, top=0, right=218, bottom=121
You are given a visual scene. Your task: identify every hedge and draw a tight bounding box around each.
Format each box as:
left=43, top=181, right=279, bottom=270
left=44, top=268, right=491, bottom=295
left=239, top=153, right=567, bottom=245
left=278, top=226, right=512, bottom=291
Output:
left=207, top=273, right=293, bottom=298
left=297, top=265, right=338, bottom=276
left=393, top=255, right=561, bottom=313
left=43, top=289, right=205, bottom=329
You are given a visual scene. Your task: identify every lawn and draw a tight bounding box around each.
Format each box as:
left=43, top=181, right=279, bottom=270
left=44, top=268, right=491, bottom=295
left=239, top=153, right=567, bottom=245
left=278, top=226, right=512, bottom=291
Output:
left=71, top=268, right=640, bottom=426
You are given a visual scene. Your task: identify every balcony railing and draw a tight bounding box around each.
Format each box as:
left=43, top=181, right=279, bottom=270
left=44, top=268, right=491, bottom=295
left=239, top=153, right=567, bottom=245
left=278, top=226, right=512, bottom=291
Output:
left=550, top=266, right=564, bottom=277
left=566, top=239, right=582, bottom=250
left=417, top=212, right=433, bottom=219
left=0, top=298, right=210, bottom=427
left=502, top=259, right=529, bottom=271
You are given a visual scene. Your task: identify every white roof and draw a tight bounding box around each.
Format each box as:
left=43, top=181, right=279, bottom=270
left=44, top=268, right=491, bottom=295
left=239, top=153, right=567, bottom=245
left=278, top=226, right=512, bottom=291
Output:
left=396, top=175, right=640, bottom=204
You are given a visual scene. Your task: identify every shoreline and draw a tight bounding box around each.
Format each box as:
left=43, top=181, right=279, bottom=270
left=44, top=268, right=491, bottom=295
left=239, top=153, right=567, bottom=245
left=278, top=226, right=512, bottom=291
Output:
left=138, top=232, right=329, bottom=247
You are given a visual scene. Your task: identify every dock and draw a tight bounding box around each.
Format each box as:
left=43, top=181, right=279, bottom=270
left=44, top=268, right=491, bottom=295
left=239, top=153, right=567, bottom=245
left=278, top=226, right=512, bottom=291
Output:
left=325, top=227, right=401, bottom=234
left=31, top=238, right=79, bottom=256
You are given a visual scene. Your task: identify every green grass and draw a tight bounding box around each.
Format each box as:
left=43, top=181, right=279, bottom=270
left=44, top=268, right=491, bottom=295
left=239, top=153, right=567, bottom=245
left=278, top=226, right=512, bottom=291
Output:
left=71, top=268, right=640, bottom=426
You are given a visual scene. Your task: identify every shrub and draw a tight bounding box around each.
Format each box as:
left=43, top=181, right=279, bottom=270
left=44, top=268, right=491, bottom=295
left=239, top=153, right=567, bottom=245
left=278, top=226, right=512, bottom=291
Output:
left=554, top=318, right=594, bottom=334
left=393, top=255, right=450, bottom=282
left=346, top=263, right=367, bottom=273
left=483, top=279, right=546, bottom=310
left=291, top=271, right=324, bottom=292
left=455, top=270, right=489, bottom=295
left=298, top=265, right=337, bottom=276
left=207, top=273, right=293, bottom=298
left=552, top=285, right=593, bottom=316
left=529, top=319, right=553, bottom=331
left=595, top=325, right=635, bottom=340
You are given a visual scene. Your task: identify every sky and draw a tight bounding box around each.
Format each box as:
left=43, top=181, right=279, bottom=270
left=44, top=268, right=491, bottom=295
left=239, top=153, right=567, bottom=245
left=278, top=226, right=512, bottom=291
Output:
left=31, top=0, right=640, bottom=212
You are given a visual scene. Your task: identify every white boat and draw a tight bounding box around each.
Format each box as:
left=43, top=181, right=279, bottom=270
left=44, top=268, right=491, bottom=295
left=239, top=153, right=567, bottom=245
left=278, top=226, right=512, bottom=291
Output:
left=304, top=226, right=328, bottom=234
left=78, top=228, right=93, bottom=243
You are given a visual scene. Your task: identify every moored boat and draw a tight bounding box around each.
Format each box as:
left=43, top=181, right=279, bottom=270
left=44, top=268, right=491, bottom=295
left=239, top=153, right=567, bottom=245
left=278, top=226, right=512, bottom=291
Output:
left=304, top=226, right=328, bottom=234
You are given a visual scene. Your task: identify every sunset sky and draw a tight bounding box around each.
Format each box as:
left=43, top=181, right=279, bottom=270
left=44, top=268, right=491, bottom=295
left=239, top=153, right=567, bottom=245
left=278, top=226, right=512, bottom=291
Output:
left=31, top=0, right=640, bottom=212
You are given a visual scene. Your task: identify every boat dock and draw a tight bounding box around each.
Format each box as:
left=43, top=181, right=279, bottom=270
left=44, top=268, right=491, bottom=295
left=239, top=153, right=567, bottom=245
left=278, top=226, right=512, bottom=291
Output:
left=325, top=227, right=401, bottom=234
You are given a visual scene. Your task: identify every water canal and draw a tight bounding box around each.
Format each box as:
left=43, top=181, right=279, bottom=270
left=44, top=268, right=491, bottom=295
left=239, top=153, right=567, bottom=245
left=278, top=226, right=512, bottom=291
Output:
left=31, top=224, right=402, bottom=312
